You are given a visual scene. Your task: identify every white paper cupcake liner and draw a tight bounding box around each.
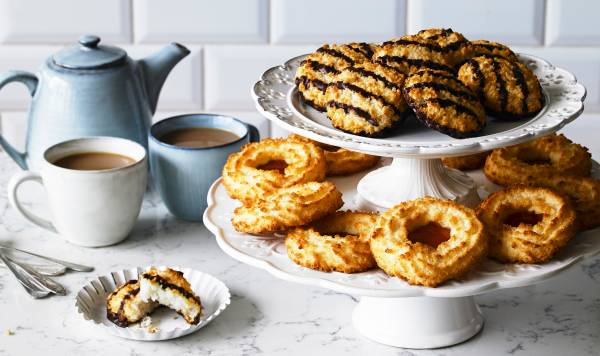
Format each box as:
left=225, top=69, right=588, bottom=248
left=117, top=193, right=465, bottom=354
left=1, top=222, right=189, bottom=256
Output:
left=75, top=266, right=230, bottom=341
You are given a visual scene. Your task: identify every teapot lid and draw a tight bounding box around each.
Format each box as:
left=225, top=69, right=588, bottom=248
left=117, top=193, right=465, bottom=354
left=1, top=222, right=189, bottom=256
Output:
left=52, top=35, right=127, bottom=69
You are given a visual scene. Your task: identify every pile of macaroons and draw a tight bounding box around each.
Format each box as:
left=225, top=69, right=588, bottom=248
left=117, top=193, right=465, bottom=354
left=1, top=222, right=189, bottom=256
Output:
left=222, top=133, right=599, bottom=288
left=295, top=28, right=544, bottom=138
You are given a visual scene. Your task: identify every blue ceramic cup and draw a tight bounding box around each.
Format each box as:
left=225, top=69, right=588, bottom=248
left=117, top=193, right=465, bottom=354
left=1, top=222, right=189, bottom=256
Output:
left=149, top=114, right=259, bottom=221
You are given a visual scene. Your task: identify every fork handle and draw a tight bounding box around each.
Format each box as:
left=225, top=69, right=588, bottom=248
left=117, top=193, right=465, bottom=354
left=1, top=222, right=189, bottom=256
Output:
left=0, top=253, right=48, bottom=298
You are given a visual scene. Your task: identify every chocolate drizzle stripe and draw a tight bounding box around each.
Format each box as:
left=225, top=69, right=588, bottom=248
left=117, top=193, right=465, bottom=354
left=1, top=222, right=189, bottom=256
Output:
left=382, top=38, right=468, bottom=52
left=108, top=281, right=141, bottom=327
left=327, top=101, right=379, bottom=126
left=347, top=45, right=366, bottom=57
left=334, top=82, right=403, bottom=117
left=303, top=59, right=340, bottom=75
left=489, top=56, right=508, bottom=111
left=418, top=28, right=454, bottom=39
left=405, top=82, right=478, bottom=102
left=296, top=76, right=328, bottom=93
left=473, top=42, right=512, bottom=54
left=376, top=55, right=454, bottom=73
left=511, top=62, right=529, bottom=113
left=418, top=98, right=480, bottom=119
left=356, top=42, right=374, bottom=58
left=142, top=273, right=201, bottom=304
left=413, top=69, right=456, bottom=81
left=347, top=67, right=403, bottom=91
left=465, top=59, right=485, bottom=99
left=317, top=47, right=355, bottom=65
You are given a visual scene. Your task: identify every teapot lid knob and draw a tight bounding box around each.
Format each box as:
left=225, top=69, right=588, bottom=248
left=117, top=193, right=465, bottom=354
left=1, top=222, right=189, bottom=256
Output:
left=79, top=35, right=101, bottom=48
left=53, top=34, right=126, bottom=70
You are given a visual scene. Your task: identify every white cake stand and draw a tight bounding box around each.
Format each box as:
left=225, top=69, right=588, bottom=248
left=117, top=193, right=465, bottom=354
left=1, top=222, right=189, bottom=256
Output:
left=203, top=169, right=600, bottom=348
left=203, top=53, right=594, bottom=349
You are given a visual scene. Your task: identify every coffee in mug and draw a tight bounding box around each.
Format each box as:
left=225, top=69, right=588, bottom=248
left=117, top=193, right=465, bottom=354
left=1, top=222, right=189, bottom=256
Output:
left=53, top=152, right=135, bottom=170
left=8, top=137, right=147, bottom=247
left=149, top=114, right=259, bottom=221
left=160, top=127, right=240, bottom=148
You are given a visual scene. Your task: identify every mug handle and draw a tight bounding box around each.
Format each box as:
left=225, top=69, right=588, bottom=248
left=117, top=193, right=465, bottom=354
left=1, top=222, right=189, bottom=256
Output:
left=0, top=70, right=39, bottom=170
left=8, top=171, right=57, bottom=233
left=246, top=123, right=260, bottom=142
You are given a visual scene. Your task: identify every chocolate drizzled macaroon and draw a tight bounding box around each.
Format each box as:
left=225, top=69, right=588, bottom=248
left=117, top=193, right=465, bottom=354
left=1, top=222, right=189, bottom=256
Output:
left=414, top=28, right=472, bottom=66
left=324, top=61, right=407, bottom=137
left=374, top=29, right=469, bottom=74
left=403, top=68, right=486, bottom=138
left=466, top=40, right=518, bottom=63
left=295, top=43, right=374, bottom=111
left=458, top=55, right=544, bottom=119
left=106, top=280, right=158, bottom=327
left=139, top=268, right=202, bottom=325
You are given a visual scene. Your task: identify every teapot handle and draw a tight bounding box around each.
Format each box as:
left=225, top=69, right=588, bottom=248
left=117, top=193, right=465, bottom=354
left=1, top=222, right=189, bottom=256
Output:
left=0, top=70, right=38, bottom=170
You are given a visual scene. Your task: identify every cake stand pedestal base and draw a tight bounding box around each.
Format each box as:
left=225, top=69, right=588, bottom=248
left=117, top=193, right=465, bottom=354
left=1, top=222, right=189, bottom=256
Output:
left=352, top=296, right=484, bottom=349
left=356, top=157, right=481, bottom=211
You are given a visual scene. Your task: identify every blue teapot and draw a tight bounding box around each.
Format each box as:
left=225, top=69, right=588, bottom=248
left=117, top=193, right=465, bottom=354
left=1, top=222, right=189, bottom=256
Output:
left=0, top=35, right=189, bottom=170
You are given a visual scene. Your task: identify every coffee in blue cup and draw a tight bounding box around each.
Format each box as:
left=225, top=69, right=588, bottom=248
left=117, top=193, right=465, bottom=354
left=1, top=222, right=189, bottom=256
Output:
left=149, top=114, right=259, bottom=221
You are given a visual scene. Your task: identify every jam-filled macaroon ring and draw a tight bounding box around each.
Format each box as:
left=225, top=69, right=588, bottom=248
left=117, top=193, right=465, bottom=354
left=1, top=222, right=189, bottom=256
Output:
left=222, top=138, right=327, bottom=205
left=285, top=211, right=378, bottom=273
left=527, top=175, right=600, bottom=231
left=231, top=181, right=343, bottom=234
left=483, top=134, right=591, bottom=186
left=370, top=197, right=486, bottom=287
left=477, top=186, right=576, bottom=264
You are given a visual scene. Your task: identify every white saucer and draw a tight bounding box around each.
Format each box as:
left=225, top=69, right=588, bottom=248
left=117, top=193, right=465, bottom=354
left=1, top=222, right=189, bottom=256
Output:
left=75, top=266, right=230, bottom=341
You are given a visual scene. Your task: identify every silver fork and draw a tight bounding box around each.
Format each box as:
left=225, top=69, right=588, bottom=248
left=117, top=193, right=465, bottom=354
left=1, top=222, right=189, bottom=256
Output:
left=0, top=261, right=66, bottom=276
left=7, top=256, right=66, bottom=295
left=0, top=253, right=50, bottom=298
left=0, top=245, right=93, bottom=272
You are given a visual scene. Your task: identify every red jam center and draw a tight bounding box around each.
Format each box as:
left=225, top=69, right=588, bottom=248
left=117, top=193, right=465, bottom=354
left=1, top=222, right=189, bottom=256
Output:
left=258, top=160, right=288, bottom=174
left=503, top=211, right=544, bottom=227
left=408, top=222, right=451, bottom=248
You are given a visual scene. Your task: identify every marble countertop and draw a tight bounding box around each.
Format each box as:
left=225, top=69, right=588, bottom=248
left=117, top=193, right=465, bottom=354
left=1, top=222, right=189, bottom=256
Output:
left=1, top=115, right=600, bottom=356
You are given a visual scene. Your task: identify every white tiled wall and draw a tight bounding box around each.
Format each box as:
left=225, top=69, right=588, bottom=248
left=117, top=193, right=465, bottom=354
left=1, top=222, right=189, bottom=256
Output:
left=1, top=0, right=599, bottom=142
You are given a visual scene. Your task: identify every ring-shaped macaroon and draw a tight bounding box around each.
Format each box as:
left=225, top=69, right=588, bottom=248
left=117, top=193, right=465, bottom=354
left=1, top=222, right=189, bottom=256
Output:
left=231, top=181, right=343, bottom=234
left=528, top=175, right=600, bottom=231
left=285, top=211, right=378, bottom=273
left=288, top=134, right=379, bottom=176
left=484, top=134, right=591, bottom=186
left=442, top=151, right=490, bottom=171
left=477, top=186, right=576, bottom=264
left=370, top=197, right=486, bottom=287
left=223, top=138, right=327, bottom=204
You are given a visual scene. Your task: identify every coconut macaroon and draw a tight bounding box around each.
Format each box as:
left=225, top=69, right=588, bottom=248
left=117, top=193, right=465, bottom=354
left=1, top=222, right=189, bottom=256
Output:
left=139, top=268, right=202, bottom=325
left=106, top=280, right=158, bottom=327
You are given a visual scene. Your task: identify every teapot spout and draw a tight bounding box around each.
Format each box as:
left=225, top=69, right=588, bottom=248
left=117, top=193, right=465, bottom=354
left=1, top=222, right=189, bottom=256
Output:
left=138, top=43, right=190, bottom=114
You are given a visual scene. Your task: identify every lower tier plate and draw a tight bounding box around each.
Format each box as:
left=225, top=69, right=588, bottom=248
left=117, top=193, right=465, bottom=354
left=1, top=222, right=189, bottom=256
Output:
left=203, top=164, right=600, bottom=298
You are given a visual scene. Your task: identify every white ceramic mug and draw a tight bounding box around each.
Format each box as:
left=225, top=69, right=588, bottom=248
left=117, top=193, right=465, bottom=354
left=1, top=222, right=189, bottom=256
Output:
left=8, top=137, right=147, bottom=247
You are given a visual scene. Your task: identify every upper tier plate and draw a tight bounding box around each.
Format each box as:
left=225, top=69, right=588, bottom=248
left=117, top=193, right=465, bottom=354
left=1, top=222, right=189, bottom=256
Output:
left=252, top=54, right=586, bottom=158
